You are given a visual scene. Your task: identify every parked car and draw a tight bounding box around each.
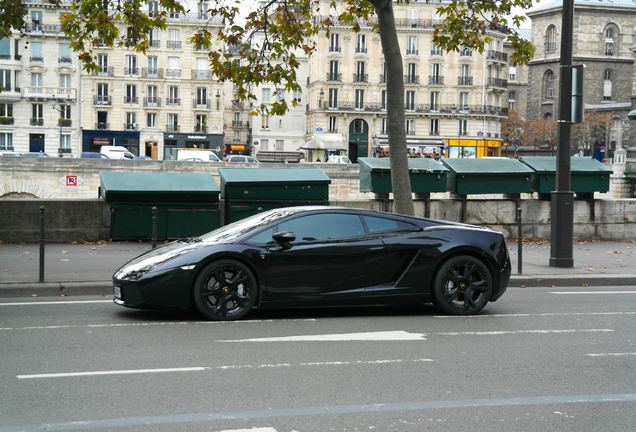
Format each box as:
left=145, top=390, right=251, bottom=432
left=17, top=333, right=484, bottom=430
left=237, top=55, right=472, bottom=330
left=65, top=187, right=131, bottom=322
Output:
left=113, top=206, right=510, bottom=320
left=226, top=155, right=259, bottom=163
left=80, top=152, right=110, bottom=159
left=176, top=149, right=221, bottom=162
left=100, top=145, right=135, bottom=160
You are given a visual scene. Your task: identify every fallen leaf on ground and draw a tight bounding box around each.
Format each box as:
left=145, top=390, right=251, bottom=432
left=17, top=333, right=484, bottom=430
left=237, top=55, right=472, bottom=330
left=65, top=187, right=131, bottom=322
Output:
left=31, top=294, right=38, bottom=298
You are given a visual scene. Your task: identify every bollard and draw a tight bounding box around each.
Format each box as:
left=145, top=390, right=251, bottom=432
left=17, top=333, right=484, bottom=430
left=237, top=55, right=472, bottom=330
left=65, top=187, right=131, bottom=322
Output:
left=151, top=206, right=158, bottom=249
left=39, top=206, right=45, bottom=283
left=516, top=206, right=522, bottom=275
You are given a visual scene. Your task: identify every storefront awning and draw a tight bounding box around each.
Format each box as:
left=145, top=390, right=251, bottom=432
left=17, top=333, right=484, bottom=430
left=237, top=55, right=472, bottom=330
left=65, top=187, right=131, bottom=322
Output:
left=303, top=133, right=346, bottom=150
left=373, top=137, right=444, bottom=147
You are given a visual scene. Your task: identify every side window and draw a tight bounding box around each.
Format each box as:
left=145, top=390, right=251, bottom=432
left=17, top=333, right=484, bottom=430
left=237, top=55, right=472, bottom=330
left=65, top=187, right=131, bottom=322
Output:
left=246, top=227, right=275, bottom=245
left=278, top=213, right=365, bottom=242
left=363, top=216, right=417, bottom=234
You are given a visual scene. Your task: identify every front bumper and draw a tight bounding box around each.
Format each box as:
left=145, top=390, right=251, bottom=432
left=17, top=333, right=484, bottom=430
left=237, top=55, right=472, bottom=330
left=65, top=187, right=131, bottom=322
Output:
left=112, top=267, right=196, bottom=310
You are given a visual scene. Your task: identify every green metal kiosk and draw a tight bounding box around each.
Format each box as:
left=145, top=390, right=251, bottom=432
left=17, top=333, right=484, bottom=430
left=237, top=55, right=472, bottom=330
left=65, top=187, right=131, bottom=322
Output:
left=219, top=167, right=331, bottom=224
left=441, top=158, right=535, bottom=195
left=358, top=157, right=448, bottom=194
left=519, top=156, right=612, bottom=197
left=99, top=171, right=220, bottom=240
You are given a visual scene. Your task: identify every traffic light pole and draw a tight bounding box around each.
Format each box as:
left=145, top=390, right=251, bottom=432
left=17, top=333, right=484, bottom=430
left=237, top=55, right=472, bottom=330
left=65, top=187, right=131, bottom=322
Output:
left=550, top=0, right=575, bottom=268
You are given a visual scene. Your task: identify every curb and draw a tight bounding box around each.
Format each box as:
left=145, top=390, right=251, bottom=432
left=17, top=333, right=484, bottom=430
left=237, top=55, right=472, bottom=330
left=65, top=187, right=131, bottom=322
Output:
left=509, top=274, right=636, bottom=287
left=0, top=281, right=113, bottom=298
left=1, top=274, right=635, bottom=298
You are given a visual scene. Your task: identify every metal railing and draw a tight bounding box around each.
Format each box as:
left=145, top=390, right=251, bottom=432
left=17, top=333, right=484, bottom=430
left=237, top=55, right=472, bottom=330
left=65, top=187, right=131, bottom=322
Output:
left=143, top=97, right=161, bottom=107
left=193, top=100, right=210, bottom=109
left=353, top=73, right=368, bottom=83
left=93, top=95, right=112, bottom=105
left=142, top=68, right=163, bottom=78
left=458, top=76, right=474, bottom=85
left=488, top=77, right=508, bottom=88
left=123, top=96, right=138, bottom=103
left=404, top=75, right=419, bottom=84
left=429, top=75, right=444, bottom=85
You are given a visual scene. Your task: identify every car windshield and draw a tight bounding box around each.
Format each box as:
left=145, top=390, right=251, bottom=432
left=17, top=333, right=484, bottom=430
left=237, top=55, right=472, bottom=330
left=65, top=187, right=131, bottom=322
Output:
left=198, top=207, right=302, bottom=244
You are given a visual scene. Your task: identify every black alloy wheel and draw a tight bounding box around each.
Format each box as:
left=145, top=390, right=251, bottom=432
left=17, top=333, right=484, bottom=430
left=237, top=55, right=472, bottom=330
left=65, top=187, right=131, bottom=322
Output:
left=432, top=255, right=493, bottom=315
left=193, top=259, right=257, bottom=321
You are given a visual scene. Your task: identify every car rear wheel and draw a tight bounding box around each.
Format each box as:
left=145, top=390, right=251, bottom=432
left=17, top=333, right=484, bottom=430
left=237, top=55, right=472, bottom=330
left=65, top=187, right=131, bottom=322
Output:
left=432, top=255, right=493, bottom=315
left=193, top=259, right=257, bottom=321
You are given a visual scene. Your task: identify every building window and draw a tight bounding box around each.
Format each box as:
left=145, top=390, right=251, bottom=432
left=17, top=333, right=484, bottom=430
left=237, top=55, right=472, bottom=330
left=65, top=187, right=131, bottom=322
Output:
left=405, top=119, right=415, bottom=135
left=356, top=34, right=367, bottom=53
left=97, top=53, right=108, bottom=74
left=292, top=90, right=302, bottom=103
left=604, top=25, right=617, bottom=56
left=381, top=117, right=387, bottom=134
left=407, top=36, right=417, bottom=55
left=406, top=90, right=415, bottom=111
left=0, top=103, right=13, bottom=118
left=430, top=91, right=439, bottom=111
left=431, top=43, right=443, bottom=56
left=543, top=70, right=554, bottom=100
left=196, top=114, right=207, bottom=132
left=59, top=43, right=71, bottom=63
left=458, top=119, right=468, bottom=136
left=508, top=91, right=517, bottom=110
left=355, top=89, right=364, bottom=109
left=275, top=140, right=284, bottom=151
left=59, top=74, right=71, bottom=90
left=0, top=69, right=11, bottom=91
left=167, top=113, right=178, bottom=131
left=509, top=66, right=517, bottom=81
left=126, top=84, right=137, bottom=103
left=168, top=86, right=179, bottom=104
left=31, top=103, right=43, bottom=125
left=459, top=92, right=469, bottom=109
left=0, top=132, right=13, bottom=150
left=329, top=33, right=340, bottom=52
left=328, top=116, right=337, bottom=133
left=147, top=112, right=157, bottom=128
left=125, top=55, right=137, bottom=75
left=430, top=119, right=440, bottom=135
left=31, top=72, right=42, bottom=88
left=59, top=104, right=71, bottom=120
left=603, top=69, right=613, bottom=100
left=126, top=112, right=137, bottom=129
left=60, top=134, right=71, bottom=150
left=381, top=90, right=387, bottom=110
left=261, top=114, right=269, bottom=129
left=545, top=25, right=557, bottom=53
left=30, top=42, right=43, bottom=62
left=260, top=138, right=269, bottom=151
left=0, top=38, right=10, bottom=59
left=328, top=88, right=338, bottom=109
left=261, top=88, right=271, bottom=104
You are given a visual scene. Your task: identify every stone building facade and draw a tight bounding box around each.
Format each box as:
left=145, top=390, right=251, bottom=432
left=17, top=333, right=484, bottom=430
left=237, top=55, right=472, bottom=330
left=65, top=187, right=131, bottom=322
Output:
left=526, top=0, right=636, bottom=157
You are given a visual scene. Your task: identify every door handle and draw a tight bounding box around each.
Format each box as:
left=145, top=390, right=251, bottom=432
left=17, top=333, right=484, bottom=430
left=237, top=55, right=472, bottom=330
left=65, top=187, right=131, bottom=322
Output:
left=369, top=246, right=385, bottom=251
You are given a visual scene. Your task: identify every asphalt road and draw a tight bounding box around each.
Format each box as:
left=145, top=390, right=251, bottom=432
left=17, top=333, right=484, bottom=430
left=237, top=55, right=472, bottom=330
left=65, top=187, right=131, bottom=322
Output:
left=1, top=286, right=635, bottom=432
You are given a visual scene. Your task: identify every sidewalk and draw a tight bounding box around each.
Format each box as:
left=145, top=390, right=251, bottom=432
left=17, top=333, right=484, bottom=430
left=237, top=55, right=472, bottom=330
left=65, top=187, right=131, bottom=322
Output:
left=0, top=240, right=634, bottom=298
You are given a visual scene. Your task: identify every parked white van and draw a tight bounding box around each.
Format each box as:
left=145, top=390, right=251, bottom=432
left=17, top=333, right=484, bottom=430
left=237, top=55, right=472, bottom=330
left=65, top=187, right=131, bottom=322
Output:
left=100, top=145, right=135, bottom=160
left=176, top=149, right=221, bottom=162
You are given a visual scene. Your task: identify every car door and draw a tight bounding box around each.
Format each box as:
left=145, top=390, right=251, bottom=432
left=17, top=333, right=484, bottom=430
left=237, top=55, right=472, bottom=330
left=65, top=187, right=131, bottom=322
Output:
left=260, top=212, right=385, bottom=303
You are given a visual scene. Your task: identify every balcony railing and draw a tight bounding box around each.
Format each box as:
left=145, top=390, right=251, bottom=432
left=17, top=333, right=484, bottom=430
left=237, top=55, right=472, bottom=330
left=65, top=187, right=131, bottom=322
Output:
left=232, top=120, right=243, bottom=127
left=487, top=50, right=508, bottom=62
left=192, top=70, right=211, bottom=80
left=166, top=69, right=181, bottom=77
left=142, top=68, right=163, bottom=78
left=24, top=87, right=77, bottom=100
left=143, top=97, right=161, bottom=107
left=95, top=122, right=109, bottom=130
left=355, top=47, right=367, bottom=54
left=193, top=100, right=210, bottom=109
left=319, top=103, right=509, bottom=117
left=167, top=40, right=182, bottom=49
left=124, top=67, right=138, bottom=75
left=487, top=77, right=508, bottom=88
left=429, top=75, right=444, bottom=85
left=328, top=46, right=341, bottom=52
left=94, top=95, right=112, bottom=105
left=166, top=98, right=181, bottom=106
left=404, top=75, right=419, bottom=84
left=326, top=72, right=342, bottom=81
left=194, top=125, right=207, bottom=133
left=353, top=73, right=368, bottom=83
left=458, top=76, right=473, bottom=86
left=29, top=56, right=43, bottom=62
left=124, top=96, right=138, bottom=103
left=0, top=117, right=14, bottom=125
left=94, top=67, right=114, bottom=77
left=166, top=124, right=179, bottom=132
left=25, top=23, right=61, bottom=34
left=149, top=40, right=161, bottom=48
left=123, top=123, right=138, bottom=130
left=460, top=48, right=473, bottom=57
left=30, top=118, right=44, bottom=126
left=431, top=49, right=444, bottom=56
left=58, top=118, right=72, bottom=127
left=406, top=49, right=418, bottom=56
left=58, top=57, right=72, bottom=64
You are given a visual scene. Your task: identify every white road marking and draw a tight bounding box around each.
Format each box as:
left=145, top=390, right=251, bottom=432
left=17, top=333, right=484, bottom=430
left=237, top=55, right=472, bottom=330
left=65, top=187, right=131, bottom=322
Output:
left=586, top=352, right=636, bottom=357
left=218, top=429, right=277, bottom=432
left=16, top=358, right=434, bottom=379
left=17, top=367, right=209, bottom=379
left=551, top=291, right=636, bottom=295
left=0, top=300, right=112, bottom=306
left=0, top=319, right=317, bottom=331
left=222, top=330, right=427, bottom=342
left=435, top=311, right=636, bottom=318
left=433, top=329, right=613, bottom=336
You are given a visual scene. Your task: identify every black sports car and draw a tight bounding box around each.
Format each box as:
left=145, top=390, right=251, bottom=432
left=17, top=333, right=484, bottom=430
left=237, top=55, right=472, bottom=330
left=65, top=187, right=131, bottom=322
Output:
left=113, top=206, right=510, bottom=319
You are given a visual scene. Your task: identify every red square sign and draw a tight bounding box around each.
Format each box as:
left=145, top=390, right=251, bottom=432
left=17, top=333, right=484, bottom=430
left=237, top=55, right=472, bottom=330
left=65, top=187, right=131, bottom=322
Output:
left=65, top=175, right=78, bottom=186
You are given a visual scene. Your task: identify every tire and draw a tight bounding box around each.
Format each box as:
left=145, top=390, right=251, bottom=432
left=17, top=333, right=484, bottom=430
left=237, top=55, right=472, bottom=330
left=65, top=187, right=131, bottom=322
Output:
left=432, top=255, right=493, bottom=315
left=193, top=259, right=257, bottom=321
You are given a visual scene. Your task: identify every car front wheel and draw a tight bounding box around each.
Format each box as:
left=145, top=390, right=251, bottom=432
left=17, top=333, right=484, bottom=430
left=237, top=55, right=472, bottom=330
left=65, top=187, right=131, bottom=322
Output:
left=193, top=259, right=257, bottom=321
left=432, top=255, right=493, bottom=315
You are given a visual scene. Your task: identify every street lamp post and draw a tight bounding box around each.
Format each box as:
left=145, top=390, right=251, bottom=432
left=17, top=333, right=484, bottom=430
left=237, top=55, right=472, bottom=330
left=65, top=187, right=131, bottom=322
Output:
left=550, top=0, right=575, bottom=268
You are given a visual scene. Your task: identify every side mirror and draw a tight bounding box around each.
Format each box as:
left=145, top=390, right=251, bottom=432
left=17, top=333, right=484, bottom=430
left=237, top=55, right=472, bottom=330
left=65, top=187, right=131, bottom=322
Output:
left=272, top=231, right=296, bottom=250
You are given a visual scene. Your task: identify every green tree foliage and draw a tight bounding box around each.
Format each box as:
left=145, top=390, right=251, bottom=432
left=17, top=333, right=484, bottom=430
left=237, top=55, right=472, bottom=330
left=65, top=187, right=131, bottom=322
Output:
left=1, top=0, right=535, bottom=215
left=0, top=0, right=27, bottom=39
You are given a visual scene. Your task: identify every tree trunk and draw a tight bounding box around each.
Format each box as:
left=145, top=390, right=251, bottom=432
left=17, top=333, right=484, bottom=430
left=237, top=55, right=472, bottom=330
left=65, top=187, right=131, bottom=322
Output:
left=372, top=0, right=414, bottom=216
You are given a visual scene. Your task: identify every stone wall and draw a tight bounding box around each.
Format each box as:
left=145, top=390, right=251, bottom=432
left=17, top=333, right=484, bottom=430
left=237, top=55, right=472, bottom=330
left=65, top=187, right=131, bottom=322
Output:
left=1, top=197, right=634, bottom=243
